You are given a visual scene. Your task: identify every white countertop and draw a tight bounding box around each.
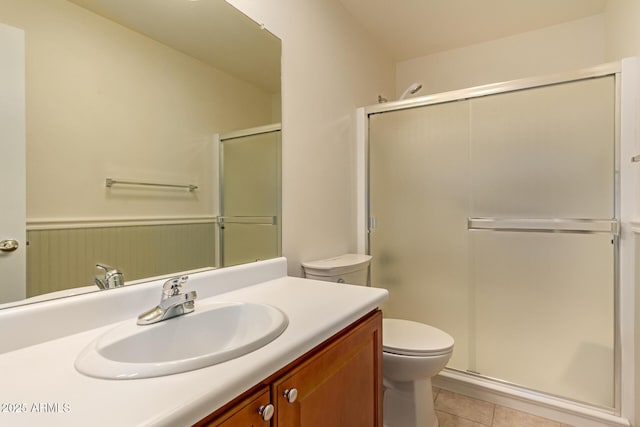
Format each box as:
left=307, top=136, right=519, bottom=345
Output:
left=0, top=266, right=387, bottom=426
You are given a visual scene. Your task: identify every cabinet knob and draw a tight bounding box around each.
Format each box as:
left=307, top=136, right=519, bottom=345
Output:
left=258, top=404, right=274, bottom=421
left=283, top=388, right=298, bottom=403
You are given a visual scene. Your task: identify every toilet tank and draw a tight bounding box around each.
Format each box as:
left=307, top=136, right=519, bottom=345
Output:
left=301, top=254, right=372, bottom=286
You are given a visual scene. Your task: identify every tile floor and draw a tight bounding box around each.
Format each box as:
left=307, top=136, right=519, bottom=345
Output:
left=434, top=388, right=574, bottom=427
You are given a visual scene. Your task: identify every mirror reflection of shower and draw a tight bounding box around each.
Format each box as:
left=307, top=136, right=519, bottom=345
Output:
left=399, top=82, right=423, bottom=100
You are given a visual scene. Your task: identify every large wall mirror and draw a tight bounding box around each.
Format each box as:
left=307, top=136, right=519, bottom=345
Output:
left=0, top=0, right=281, bottom=307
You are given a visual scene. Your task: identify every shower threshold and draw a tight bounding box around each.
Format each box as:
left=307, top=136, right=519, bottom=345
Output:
left=433, top=369, right=629, bottom=427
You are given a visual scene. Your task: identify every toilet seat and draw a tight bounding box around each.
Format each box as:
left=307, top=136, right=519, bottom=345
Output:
left=383, top=318, right=454, bottom=357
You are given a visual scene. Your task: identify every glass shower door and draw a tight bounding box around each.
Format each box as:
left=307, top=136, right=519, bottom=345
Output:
left=367, top=74, right=617, bottom=407
left=468, top=76, right=616, bottom=407
left=368, top=101, right=472, bottom=370
left=219, top=127, right=281, bottom=267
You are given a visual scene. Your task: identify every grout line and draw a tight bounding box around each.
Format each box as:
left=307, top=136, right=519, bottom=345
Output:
left=434, top=388, right=581, bottom=427
left=490, top=404, right=496, bottom=426
left=436, top=408, right=492, bottom=426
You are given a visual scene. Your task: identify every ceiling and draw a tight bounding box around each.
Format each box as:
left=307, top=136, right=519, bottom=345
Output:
left=66, top=0, right=609, bottom=90
left=337, top=0, right=608, bottom=61
left=68, top=0, right=281, bottom=93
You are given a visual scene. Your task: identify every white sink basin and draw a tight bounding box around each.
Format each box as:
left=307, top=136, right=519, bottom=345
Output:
left=75, top=301, right=288, bottom=379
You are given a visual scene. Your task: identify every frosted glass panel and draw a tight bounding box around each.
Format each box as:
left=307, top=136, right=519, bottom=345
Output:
left=369, top=101, right=471, bottom=369
left=470, top=76, right=615, bottom=218
left=222, top=132, right=280, bottom=216
left=221, top=223, right=279, bottom=267
left=220, top=130, right=281, bottom=267
left=471, top=231, right=614, bottom=407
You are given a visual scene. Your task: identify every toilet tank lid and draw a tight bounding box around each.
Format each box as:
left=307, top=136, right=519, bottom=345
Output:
left=301, top=253, right=372, bottom=276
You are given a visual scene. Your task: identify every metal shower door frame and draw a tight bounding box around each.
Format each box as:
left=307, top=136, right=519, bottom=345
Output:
left=361, top=60, right=630, bottom=417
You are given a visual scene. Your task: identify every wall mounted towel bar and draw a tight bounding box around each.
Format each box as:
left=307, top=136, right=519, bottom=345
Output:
left=105, top=178, right=198, bottom=192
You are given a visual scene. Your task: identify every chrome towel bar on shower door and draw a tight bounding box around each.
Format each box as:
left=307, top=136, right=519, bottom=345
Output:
left=467, top=218, right=619, bottom=236
left=217, top=216, right=277, bottom=225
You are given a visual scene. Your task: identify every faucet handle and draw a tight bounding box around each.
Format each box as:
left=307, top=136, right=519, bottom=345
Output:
left=95, top=263, right=124, bottom=289
left=161, top=275, right=189, bottom=299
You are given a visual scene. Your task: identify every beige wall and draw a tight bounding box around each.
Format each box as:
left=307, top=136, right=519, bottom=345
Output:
left=603, top=0, right=640, bottom=62
left=227, top=0, right=395, bottom=276
left=396, top=15, right=606, bottom=97
left=395, top=1, right=640, bottom=104
left=1, top=0, right=274, bottom=221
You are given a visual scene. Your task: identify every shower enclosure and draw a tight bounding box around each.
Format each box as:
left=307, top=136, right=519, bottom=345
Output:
left=364, top=62, right=636, bottom=417
left=218, top=124, right=281, bottom=267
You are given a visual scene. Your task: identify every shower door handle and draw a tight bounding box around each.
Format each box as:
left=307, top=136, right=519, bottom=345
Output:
left=467, top=218, right=619, bottom=236
left=369, top=216, right=377, bottom=230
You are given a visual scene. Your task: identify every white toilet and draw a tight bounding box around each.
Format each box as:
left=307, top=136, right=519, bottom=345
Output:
left=302, top=254, right=454, bottom=427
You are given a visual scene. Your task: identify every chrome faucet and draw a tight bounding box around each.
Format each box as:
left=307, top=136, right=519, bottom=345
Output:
left=94, top=263, right=124, bottom=290
left=137, top=275, right=197, bottom=325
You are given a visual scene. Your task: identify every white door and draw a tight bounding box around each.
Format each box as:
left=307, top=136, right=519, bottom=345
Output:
left=0, top=23, right=26, bottom=303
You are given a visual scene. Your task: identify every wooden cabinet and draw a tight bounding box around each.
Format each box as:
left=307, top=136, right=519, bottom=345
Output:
left=273, top=310, right=382, bottom=426
left=196, top=387, right=272, bottom=427
left=194, top=310, right=382, bottom=427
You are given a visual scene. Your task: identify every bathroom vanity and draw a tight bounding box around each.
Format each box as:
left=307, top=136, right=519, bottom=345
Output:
left=198, top=310, right=381, bottom=426
left=0, top=258, right=387, bottom=426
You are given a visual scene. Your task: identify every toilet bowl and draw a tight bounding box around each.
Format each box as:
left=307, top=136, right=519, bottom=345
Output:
left=383, top=318, right=453, bottom=427
left=301, top=254, right=455, bottom=427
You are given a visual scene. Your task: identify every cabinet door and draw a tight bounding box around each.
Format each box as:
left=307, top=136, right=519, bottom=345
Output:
left=273, top=311, right=382, bottom=427
left=199, top=387, right=272, bottom=427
